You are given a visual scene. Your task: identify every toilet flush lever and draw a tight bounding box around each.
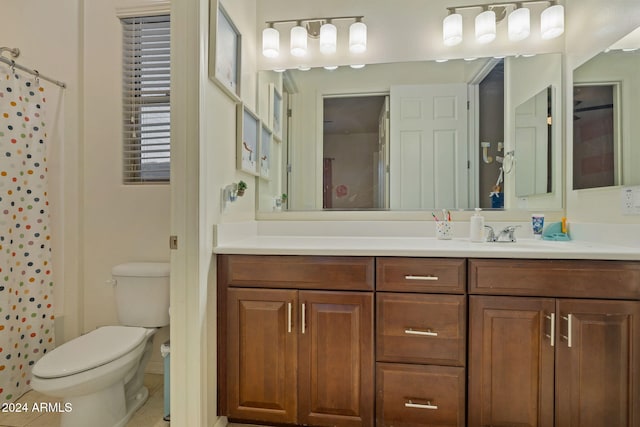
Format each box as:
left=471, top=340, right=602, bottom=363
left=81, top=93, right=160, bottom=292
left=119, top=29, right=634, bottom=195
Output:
left=105, top=279, right=117, bottom=286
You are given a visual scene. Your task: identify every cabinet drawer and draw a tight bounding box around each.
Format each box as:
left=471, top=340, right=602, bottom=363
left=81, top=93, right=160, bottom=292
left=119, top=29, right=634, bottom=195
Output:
left=376, top=257, right=466, bottom=293
left=219, top=255, right=374, bottom=290
left=469, top=259, right=640, bottom=299
left=376, top=363, right=465, bottom=427
left=376, top=293, right=465, bottom=366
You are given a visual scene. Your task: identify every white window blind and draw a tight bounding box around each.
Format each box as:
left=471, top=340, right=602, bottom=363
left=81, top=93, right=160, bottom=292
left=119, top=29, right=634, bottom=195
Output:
left=121, top=14, right=171, bottom=183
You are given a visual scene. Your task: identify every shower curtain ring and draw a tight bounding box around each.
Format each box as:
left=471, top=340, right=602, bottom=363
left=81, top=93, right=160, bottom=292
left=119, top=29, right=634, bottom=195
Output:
left=34, top=69, right=40, bottom=84
left=10, top=60, right=15, bottom=73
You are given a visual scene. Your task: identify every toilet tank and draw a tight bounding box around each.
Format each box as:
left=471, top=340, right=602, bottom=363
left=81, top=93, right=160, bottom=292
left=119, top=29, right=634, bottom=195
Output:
left=112, top=262, right=170, bottom=327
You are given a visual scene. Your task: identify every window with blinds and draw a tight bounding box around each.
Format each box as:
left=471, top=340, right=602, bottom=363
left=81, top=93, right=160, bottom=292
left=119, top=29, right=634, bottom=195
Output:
left=121, top=14, right=171, bottom=184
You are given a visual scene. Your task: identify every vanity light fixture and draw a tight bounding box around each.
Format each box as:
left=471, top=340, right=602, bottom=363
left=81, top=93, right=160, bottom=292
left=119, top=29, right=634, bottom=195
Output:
left=262, top=23, right=279, bottom=58
left=443, top=1, right=564, bottom=46
left=349, top=18, right=368, bottom=53
left=476, top=7, right=497, bottom=44
left=320, top=21, right=338, bottom=54
left=262, top=15, right=366, bottom=59
left=443, top=10, right=463, bottom=46
left=540, top=3, right=564, bottom=39
left=290, top=22, right=308, bottom=57
left=508, top=6, right=530, bottom=41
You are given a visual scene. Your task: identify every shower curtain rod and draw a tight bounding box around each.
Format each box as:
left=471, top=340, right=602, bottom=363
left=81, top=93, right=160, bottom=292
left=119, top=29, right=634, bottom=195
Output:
left=0, top=47, right=67, bottom=89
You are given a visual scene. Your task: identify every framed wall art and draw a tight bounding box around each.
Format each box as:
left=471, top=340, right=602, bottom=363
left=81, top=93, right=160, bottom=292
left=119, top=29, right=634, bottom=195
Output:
left=237, top=104, right=260, bottom=175
left=209, top=1, right=241, bottom=100
left=260, top=123, right=272, bottom=180
left=269, top=83, right=283, bottom=140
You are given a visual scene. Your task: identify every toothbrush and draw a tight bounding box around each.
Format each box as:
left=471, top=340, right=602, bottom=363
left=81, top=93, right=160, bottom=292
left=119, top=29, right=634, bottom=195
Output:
left=431, top=212, right=439, bottom=222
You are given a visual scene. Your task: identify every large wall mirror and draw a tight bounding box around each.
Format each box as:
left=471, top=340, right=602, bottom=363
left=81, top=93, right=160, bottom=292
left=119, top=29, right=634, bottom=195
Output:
left=572, top=26, right=640, bottom=190
left=257, top=53, right=562, bottom=212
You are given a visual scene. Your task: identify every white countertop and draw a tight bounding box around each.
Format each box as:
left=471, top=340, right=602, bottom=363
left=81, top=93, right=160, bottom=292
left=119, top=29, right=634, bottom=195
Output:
left=213, top=221, right=640, bottom=260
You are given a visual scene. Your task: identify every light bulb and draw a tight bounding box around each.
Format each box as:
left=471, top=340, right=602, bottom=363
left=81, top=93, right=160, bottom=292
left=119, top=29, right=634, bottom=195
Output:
left=508, top=7, right=530, bottom=41
left=475, top=10, right=496, bottom=44
left=541, top=4, right=564, bottom=39
left=443, top=13, right=463, bottom=46
left=290, top=24, right=307, bottom=57
left=349, top=20, right=367, bottom=53
left=262, top=26, right=279, bottom=58
left=320, top=22, right=337, bottom=55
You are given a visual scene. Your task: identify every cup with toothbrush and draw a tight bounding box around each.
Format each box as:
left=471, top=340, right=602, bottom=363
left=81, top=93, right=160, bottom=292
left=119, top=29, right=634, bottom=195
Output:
left=433, top=210, right=453, bottom=240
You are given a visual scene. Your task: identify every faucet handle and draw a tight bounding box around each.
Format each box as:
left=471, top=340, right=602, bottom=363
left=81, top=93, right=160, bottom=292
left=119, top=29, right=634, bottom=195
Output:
left=484, top=225, right=496, bottom=242
left=500, top=225, right=521, bottom=242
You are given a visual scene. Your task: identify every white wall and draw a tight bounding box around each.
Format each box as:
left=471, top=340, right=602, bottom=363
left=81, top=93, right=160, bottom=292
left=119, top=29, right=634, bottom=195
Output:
left=82, top=0, right=171, bottom=373
left=198, top=0, right=259, bottom=423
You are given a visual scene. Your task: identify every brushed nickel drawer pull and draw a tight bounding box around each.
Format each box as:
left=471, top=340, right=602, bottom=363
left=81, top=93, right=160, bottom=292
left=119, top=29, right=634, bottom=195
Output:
left=404, top=328, right=438, bottom=337
left=287, top=302, right=292, bottom=333
left=301, top=303, right=306, bottom=334
left=404, top=275, right=439, bottom=281
left=561, top=314, right=572, bottom=347
left=545, top=313, right=555, bottom=347
left=405, top=400, right=438, bottom=410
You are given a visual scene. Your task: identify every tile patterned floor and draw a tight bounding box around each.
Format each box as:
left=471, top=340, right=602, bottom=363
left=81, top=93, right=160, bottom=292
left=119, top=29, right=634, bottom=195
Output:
left=0, top=374, right=168, bottom=427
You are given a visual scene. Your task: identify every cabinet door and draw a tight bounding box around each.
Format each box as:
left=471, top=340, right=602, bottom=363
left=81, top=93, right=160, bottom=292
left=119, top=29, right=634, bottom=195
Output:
left=298, top=291, right=374, bottom=427
left=227, top=288, right=298, bottom=424
left=468, top=295, right=555, bottom=427
left=556, top=299, right=640, bottom=427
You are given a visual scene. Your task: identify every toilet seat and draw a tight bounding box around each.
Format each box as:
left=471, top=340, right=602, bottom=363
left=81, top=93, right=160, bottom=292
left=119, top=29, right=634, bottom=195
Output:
left=32, top=326, right=149, bottom=379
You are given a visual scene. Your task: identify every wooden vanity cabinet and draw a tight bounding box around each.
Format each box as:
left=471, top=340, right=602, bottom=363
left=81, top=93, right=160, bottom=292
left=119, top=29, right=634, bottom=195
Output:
left=219, top=255, right=375, bottom=427
left=468, top=259, right=640, bottom=427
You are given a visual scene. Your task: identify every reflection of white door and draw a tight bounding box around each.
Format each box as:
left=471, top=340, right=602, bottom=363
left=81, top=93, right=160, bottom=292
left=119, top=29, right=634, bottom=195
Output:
left=390, top=84, right=469, bottom=209
left=514, top=89, right=549, bottom=197
left=377, top=96, right=390, bottom=208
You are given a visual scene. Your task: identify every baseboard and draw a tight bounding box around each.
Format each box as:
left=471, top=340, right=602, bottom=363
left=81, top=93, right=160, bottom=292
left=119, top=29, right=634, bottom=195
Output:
left=214, top=416, right=229, bottom=427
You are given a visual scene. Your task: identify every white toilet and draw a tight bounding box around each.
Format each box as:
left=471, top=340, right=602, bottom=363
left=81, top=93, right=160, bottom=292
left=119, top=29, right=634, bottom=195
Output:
left=31, top=262, right=170, bottom=427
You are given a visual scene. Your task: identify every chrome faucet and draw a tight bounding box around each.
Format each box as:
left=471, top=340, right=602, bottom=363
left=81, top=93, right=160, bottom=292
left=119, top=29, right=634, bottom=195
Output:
left=484, top=225, right=521, bottom=242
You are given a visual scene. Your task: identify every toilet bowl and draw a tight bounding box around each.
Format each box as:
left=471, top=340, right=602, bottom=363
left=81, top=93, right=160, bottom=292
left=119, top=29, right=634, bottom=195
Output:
left=31, top=263, right=170, bottom=427
left=31, top=326, right=154, bottom=427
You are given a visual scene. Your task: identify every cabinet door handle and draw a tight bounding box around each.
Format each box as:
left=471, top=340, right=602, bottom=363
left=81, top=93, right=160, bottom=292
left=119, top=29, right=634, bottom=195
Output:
left=545, top=313, right=555, bottom=347
left=405, top=400, right=438, bottom=410
left=404, top=328, right=438, bottom=337
left=287, top=302, right=292, bottom=333
left=561, top=314, right=573, bottom=347
left=301, top=303, right=306, bottom=334
left=404, top=275, right=439, bottom=281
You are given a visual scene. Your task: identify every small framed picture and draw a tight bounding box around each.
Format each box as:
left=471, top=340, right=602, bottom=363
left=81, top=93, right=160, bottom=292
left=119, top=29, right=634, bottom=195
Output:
left=269, top=83, right=283, bottom=140
left=260, top=123, right=272, bottom=180
left=237, top=104, right=260, bottom=175
left=209, top=1, right=241, bottom=100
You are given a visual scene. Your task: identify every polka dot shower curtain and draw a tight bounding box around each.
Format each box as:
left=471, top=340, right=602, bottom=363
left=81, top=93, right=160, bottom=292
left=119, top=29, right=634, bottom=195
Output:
left=0, top=64, right=55, bottom=402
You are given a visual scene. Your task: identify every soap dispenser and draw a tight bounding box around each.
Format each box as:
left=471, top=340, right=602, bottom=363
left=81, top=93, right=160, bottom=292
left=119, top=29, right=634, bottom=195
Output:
left=470, top=208, right=485, bottom=242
